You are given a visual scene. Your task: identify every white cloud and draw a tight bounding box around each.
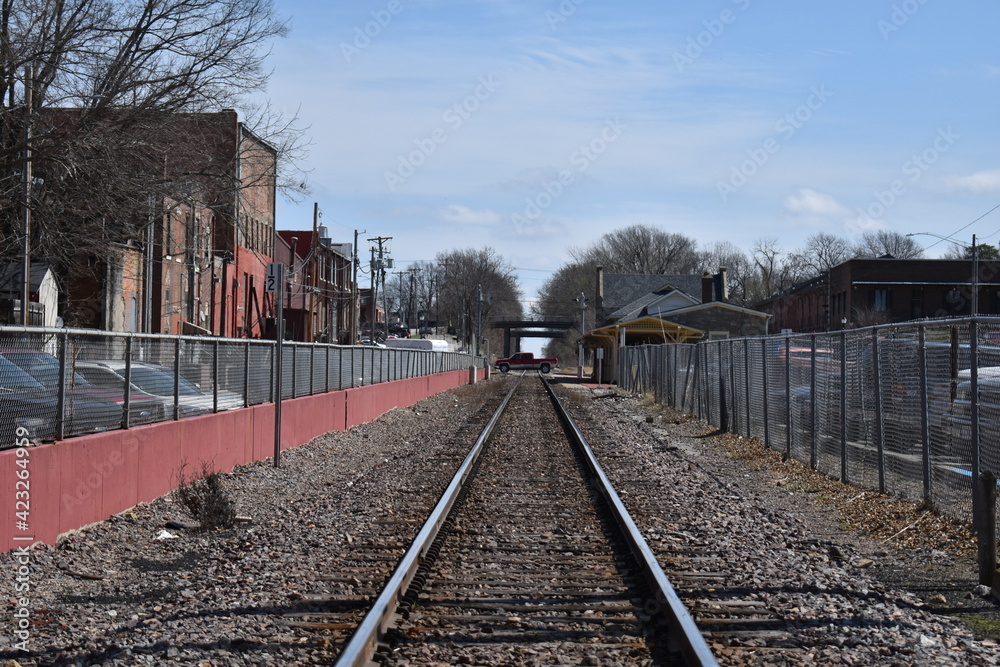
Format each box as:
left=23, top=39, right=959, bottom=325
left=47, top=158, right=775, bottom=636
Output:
left=439, top=204, right=503, bottom=226
left=945, top=170, right=1000, bottom=194
left=783, top=188, right=849, bottom=219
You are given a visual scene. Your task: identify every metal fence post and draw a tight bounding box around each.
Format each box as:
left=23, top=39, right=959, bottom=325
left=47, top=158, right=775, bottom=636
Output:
left=978, top=471, right=997, bottom=587
left=810, top=334, right=818, bottom=470
left=212, top=340, right=220, bottom=413
left=309, top=344, right=315, bottom=396
left=244, top=341, right=251, bottom=407
left=971, top=320, right=982, bottom=533
left=173, top=338, right=181, bottom=421
left=719, top=342, right=729, bottom=431
left=728, top=341, right=736, bottom=433
left=123, top=336, right=133, bottom=429
left=744, top=338, right=751, bottom=439
left=667, top=345, right=674, bottom=407
left=840, top=330, right=848, bottom=483
left=784, top=336, right=791, bottom=460
left=291, top=343, right=297, bottom=399
left=919, top=325, right=931, bottom=501
left=762, top=337, right=770, bottom=448
left=56, top=331, right=68, bottom=440
left=872, top=328, right=885, bottom=494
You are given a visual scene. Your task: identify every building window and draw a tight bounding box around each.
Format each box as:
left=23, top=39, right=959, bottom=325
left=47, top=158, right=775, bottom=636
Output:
left=911, top=288, right=924, bottom=319
left=874, top=288, right=890, bottom=312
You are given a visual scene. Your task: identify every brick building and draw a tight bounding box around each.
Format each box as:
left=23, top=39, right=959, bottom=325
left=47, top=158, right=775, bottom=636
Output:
left=758, top=257, right=999, bottom=332
left=51, top=110, right=282, bottom=338
left=275, top=230, right=355, bottom=343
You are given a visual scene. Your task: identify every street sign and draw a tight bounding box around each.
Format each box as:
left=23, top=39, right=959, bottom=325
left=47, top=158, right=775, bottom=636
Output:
left=265, top=262, right=281, bottom=292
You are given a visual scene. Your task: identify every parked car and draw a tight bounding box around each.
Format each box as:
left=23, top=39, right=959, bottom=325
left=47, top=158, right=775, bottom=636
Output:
left=0, top=356, right=123, bottom=446
left=74, top=360, right=244, bottom=418
left=0, top=350, right=163, bottom=426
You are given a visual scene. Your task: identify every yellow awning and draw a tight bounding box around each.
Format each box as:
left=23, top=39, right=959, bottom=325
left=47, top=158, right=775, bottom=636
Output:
left=578, top=316, right=703, bottom=347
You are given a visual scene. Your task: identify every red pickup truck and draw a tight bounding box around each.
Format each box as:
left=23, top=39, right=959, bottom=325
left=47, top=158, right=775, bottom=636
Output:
left=495, top=352, right=558, bottom=374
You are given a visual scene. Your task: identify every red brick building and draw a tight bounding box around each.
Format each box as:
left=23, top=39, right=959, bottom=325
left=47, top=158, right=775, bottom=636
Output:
left=275, top=230, right=354, bottom=343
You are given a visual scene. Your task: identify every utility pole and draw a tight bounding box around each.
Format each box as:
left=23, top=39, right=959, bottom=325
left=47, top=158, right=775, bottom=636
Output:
left=20, top=65, right=32, bottom=326
left=309, top=203, right=318, bottom=342
left=408, top=268, right=418, bottom=333
left=972, top=233, right=979, bottom=317
left=369, top=246, right=377, bottom=340
left=577, top=292, right=587, bottom=379
left=367, top=236, right=392, bottom=339
left=476, top=284, right=482, bottom=357
left=351, top=229, right=362, bottom=344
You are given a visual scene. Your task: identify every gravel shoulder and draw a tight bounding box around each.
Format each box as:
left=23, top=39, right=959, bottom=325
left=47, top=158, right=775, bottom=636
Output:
left=563, top=380, right=1000, bottom=649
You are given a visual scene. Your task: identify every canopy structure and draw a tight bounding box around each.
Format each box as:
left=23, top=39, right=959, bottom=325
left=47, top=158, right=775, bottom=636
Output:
left=578, top=316, right=703, bottom=384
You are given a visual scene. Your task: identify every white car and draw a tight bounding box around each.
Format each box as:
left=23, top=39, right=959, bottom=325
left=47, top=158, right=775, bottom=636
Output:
left=74, top=360, right=245, bottom=419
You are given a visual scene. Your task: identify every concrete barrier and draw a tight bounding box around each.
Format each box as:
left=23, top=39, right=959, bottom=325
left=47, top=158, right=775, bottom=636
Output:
left=2, top=368, right=485, bottom=553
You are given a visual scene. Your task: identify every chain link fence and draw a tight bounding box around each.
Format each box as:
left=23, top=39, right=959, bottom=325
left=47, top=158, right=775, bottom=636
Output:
left=0, top=326, right=482, bottom=448
left=620, top=317, right=1000, bottom=526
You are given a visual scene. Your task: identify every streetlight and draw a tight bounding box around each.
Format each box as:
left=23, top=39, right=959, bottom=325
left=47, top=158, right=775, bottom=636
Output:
left=907, top=232, right=978, bottom=316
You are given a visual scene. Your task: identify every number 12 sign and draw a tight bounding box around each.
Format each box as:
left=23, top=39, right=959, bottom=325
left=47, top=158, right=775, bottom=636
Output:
left=265, top=262, right=282, bottom=293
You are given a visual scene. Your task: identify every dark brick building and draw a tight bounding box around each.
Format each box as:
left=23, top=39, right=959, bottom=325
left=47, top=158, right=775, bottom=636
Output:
left=758, top=257, right=997, bottom=332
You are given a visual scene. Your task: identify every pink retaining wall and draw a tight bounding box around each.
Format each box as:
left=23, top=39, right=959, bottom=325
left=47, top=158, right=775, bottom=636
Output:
left=2, top=368, right=485, bottom=553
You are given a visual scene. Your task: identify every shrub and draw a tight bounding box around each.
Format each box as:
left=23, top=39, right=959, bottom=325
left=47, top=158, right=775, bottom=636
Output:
left=174, top=461, right=236, bottom=530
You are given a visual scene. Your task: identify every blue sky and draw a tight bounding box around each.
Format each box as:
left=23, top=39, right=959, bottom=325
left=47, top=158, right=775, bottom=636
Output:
left=265, top=0, right=1000, bottom=313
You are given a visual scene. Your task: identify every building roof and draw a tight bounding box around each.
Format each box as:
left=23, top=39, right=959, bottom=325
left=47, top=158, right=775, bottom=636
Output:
left=655, top=300, right=771, bottom=320
left=602, top=273, right=702, bottom=310
left=580, top=315, right=704, bottom=347
left=0, top=262, right=52, bottom=294
left=607, top=288, right=701, bottom=322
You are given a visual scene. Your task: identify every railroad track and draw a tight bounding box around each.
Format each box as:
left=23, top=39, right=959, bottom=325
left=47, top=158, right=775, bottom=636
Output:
left=310, top=374, right=716, bottom=666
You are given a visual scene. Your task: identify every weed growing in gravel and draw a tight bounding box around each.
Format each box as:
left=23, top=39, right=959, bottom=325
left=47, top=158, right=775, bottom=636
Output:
left=452, top=377, right=501, bottom=404
left=174, top=461, right=236, bottom=530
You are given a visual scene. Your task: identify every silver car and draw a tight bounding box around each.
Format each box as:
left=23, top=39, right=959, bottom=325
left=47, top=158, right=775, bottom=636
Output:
left=74, top=360, right=245, bottom=419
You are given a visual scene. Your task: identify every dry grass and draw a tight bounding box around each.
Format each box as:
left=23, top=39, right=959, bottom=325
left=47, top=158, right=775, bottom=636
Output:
left=174, top=461, right=237, bottom=530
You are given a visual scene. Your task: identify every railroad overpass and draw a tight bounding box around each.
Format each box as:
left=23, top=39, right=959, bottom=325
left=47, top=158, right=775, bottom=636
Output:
left=492, top=320, right=575, bottom=357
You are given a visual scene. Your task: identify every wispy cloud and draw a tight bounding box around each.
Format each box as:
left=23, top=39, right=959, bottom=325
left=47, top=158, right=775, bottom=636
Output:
left=439, top=204, right=504, bottom=226
left=946, top=170, right=1000, bottom=194
left=784, top=188, right=849, bottom=217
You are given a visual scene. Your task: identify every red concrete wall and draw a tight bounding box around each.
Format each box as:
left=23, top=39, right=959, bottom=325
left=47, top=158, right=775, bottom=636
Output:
left=1, top=368, right=483, bottom=553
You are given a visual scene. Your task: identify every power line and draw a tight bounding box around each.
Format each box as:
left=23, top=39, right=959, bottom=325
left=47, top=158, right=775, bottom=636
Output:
left=926, top=201, right=1000, bottom=248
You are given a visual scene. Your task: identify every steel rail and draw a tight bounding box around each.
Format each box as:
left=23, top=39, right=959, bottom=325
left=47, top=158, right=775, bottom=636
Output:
left=542, top=377, right=720, bottom=667
left=334, top=377, right=522, bottom=667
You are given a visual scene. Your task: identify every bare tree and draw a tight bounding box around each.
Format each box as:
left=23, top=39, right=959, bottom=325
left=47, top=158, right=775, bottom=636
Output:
left=852, top=230, right=925, bottom=259
left=787, top=232, right=853, bottom=278
left=570, top=224, right=702, bottom=275
left=744, top=237, right=790, bottom=303
left=436, top=248, right=522, bottom=354
left=701, top=240, right=752, bottom=305
left=532, top=262, right=595, bottom=362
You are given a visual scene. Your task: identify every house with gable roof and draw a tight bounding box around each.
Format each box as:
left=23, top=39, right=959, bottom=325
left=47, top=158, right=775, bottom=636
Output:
left=580, top=267, right=770, bottom=382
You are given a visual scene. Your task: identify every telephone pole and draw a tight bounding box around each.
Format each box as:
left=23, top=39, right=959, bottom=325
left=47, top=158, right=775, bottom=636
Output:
left=20, top=66, right=33, bottom=325
left=367, top=236, right=391, bottom=339
left=350, top=229, right=363, bottom=344
left=476, top=284, right=482, bottom=357
left=577, top=292, right=587, bottom=378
